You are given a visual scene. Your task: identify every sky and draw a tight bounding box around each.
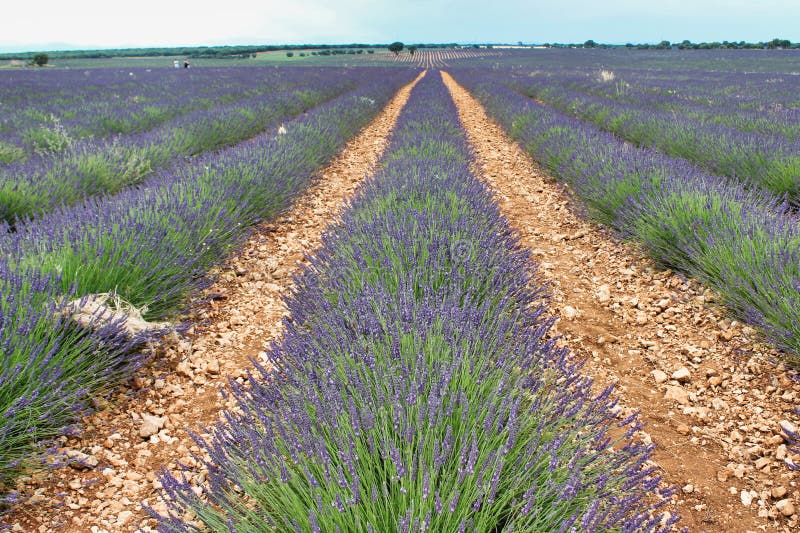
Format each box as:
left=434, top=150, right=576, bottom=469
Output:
left=1, top=0, right=799, bottom=53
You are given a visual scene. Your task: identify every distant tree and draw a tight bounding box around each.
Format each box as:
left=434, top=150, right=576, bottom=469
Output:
left=408, top=45, right=417, bottom=55
left=656, top=40, right=671, bottom=49
left=286, top=52, right=294, bottom=57
left=768, top=38, right=791, bottom=49
left=367, top=49, right=374, bottom=54
left=32, top=53, right=48, bottom=66
left=388, top=42, right=404, bottom=55
left=583, top=39, right=596, bottom=48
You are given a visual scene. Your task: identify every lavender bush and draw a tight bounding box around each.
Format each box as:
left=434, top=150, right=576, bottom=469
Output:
left=156, top=72, right=676, bottom=532
left=0, top=69, right=415, bottom=496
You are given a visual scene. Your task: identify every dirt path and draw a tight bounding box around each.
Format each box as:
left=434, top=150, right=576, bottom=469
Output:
left=6, top=71, right=424, bottom=533
left=442, top=70, right=800, bottom=532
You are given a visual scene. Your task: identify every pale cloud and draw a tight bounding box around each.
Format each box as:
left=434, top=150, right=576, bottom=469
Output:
left=1, top=0, right=364, bottom=49
left=1, top=0, right=798, bottom=52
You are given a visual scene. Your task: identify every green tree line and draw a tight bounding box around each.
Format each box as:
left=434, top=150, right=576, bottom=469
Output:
left=549, top=38, right=797, bottom=50
left=0, top=43, right=463, bottom=61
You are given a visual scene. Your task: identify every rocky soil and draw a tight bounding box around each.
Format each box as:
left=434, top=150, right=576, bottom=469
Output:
left=443, top=70, right=800, bottom=533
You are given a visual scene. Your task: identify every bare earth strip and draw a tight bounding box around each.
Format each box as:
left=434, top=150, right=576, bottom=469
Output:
left=442, top=71, right=800, bottom=532
left=7, top=71, right=424, bottom=533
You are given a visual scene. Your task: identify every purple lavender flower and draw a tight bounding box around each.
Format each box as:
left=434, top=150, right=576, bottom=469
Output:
left=153, top=70, right=674, bottom=533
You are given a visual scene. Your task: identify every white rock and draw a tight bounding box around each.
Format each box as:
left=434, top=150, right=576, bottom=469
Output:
left=776, top=445, right=788, bottom=460
left=651, top=370, right=669, bottom=384
left=772, top=486, right=788, bottom=499
left=176, top=361, right=193, bottom=379
left=778, top=419, right=797, bottom=441
left=205, top=358, right=220, bottom=375
left=740, top=490, right=753, bottom=506
left=562, top=306, right=578, bottom=320
left=671, top=367, right=691, bottom=383
left=61, top=293, right=171, bottom=337
left=596, top=284, right=611, bottom=304
left=117, top=510, right=134, bottom=525
left=776, top=498, right=795, bottom=517
left=66, top=450, right=99, bottom=468
left=139, top=414, right=165, bottom=438
left=664, top=385, right=690, bottom=406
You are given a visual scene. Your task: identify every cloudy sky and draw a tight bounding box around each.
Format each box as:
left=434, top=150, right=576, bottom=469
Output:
left=1, top=0, right=798, bottom=52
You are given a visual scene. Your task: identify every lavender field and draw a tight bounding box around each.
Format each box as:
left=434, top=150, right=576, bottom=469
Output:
left=157, top=70, right=675, bottom=532
left=3, top=50, right=800, bottom=531
left=0, top=68, right=368, bottom=223
left=449, top=63, right=800, bottom=361
left=0, top=65, right=415, bottom=498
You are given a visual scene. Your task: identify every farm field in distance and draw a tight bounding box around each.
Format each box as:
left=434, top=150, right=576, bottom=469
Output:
left=2, top=48, right=800, bottom=532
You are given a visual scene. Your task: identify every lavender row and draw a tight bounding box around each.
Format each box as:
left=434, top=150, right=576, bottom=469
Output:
left=538, top=67, right=800, bottom=147
left=579, top=70, right=800, bottom=122
left=504, top=70, right=800, bottom=203
left=0, top=69, right=415, bottom=496
left=0, top=69, right=365, bottom=225
left=460, top=48, right=800, bottom=79
left=0, top=67, right=327, bottom=160
left=450, top=68, right=800, bottom=364
left=0, top=68, right=234, bottom=160
left=535, top=67, right=800, bottom=120
left=156, top=71, right=676, bottom=532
